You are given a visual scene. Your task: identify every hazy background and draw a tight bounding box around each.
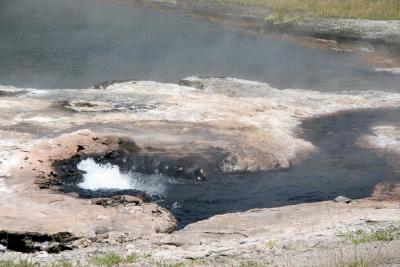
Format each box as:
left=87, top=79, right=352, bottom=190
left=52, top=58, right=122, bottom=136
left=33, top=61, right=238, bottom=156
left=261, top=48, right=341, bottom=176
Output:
left=0, top=0, right=399, bottom=90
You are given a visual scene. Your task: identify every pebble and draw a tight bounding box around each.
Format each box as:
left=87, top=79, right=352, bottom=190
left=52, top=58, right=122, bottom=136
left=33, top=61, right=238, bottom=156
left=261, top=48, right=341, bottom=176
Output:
left=126, top=244, right=136, bottom=251
left=35, top=251, right=49, bottom=258
left=334, top=196, right=353, bottom=204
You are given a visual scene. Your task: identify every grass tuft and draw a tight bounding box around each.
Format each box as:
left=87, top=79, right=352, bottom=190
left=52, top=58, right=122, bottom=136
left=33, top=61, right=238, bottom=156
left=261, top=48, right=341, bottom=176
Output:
left=91, top=252, right=140, bottom=267
left=345, top=227, right=399, bottom=245
left=265, top=239, right=277, bottom=250
left=238, top=259, right=263, bottom=267
left=345, top=259, right=369, bottom=267
left=49, top=261, right=74, bottom=267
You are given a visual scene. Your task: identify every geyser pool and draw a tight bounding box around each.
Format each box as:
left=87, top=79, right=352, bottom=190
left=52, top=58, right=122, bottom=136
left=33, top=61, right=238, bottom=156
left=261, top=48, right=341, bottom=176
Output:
left=59, top=109, right=400, bottom=227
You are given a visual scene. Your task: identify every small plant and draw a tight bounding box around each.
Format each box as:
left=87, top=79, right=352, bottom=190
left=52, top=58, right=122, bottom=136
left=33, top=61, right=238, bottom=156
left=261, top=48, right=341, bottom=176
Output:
left=125, top=253, right=139, bottom=264
left=91, top=252, right=143, bottom=266
left=190, top=258, right=207, bottom=265
left=265, top=239, right=277, bottom=250
left=238, top=259, right=263, bottom=267
left=91, top=252, right=124, bottom=267
left=240, top=260, right=262, bottom=267
left=345, top=259, right=369, bottom=267
left=345, top=227, right=399, bottom=245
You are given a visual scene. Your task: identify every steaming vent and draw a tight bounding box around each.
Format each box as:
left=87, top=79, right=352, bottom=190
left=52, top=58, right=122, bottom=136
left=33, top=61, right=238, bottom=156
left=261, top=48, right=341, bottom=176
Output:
left=77, top=158, right=176, bottom=197
left=56, top=151, right=213, bottom=202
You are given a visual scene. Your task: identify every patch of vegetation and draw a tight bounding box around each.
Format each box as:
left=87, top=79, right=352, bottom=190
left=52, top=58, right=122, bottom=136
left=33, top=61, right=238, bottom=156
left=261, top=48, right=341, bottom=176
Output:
left=48, top=262, right=73, bottom=267
left=345, top=259, right=369, bottom=267
left=345, top=227, right=400, bottom=245
left=190, top=258, right=207, bottom=265
left=265, top=239, right=277, bottom=250
left=91, top=252, right=139, bottom=267
left=0, top=260, right=38, bottom=267
left=238, top=259, right=263, bottom=267
left=213, top=0, right=400, bottom=20
left=158, top=263, right=186, bottom=267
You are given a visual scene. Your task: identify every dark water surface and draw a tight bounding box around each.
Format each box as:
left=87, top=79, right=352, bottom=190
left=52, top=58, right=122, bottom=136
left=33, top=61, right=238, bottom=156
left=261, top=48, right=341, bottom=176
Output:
left=59, top=109, right=400, bottom=226
left=1, top=0, right=400, bottom=90
left=163, top=109, right=400, bottom=226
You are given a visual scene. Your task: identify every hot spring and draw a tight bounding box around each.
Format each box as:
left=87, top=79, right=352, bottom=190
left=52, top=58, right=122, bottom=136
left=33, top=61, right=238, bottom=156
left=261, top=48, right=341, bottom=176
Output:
left=56, top=109, right=400, bottom=226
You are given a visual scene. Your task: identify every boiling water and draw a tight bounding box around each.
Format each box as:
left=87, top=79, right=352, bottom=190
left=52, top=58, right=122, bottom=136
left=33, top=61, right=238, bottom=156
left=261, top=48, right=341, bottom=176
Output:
left=67, top=109, right=400, bottom=226
left=77, top=158, right=174, bottom=197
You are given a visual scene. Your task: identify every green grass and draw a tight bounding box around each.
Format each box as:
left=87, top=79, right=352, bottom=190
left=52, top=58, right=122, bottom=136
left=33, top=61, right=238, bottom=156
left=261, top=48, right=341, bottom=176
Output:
left=345, top=259, right=369, bottom=267
left=91, top=252, right=139, bottom=267
left=238, top=260, right=263, bottom=267
left=213, top=0, right=400, bottom=20
left=345, top=227, right=400, bottom=245
left=0, top=260, right=38, bottom=267
left=265, top=239, right=277, bottom=250
left=0, top=260, right=76, bottom=267
left=49, top=262, right=73, bottom=267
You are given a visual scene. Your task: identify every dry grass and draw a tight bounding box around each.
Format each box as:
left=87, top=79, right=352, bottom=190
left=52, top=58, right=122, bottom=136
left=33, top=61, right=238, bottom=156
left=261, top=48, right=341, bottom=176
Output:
left=213, top=0, right=400, bottom=20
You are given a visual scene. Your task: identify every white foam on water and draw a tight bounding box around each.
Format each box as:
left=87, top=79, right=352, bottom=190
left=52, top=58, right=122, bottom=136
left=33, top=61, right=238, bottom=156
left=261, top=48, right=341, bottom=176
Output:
left=77, top=158, right=170, bottom=196
left=77, top=158, right=132, bottom=190
left=374, top=68, right=400, bottom=75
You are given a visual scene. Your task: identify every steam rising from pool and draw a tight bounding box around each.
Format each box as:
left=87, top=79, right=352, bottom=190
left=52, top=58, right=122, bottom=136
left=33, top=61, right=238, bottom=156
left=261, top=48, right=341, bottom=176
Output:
left=77, top=158, right=170, bottom=196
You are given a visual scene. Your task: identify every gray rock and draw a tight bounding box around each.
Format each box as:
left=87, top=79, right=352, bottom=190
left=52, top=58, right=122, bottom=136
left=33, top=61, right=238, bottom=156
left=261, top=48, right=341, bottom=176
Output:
left=70, top=238, right=92, bottom=249
left=178, top=76, right=205, bottom=89
left=66, top=100, right=113, bottom=112
left=93, top=79, right=136, bottom=89
left=334, top=196, right=353, bottom=204
left=35, top=251, right=49, bottom=258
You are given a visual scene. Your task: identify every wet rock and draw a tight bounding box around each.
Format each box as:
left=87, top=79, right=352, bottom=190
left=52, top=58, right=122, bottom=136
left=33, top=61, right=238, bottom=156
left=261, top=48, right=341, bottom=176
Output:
left=334, top=196, right=353, bottom=204
left=0, top=231, right=76, bottom=253
left=0, top=90, right=27, bottom=97
left=194, top=167, right=207, bottom=181
left=92, top=195, right=145, bottom=207
left=66, top=100, right=113, bottom=112
left=93, top=79, right=136, bottom=89
left=92, top=198, right=117, bottom=207
left=178, top=76, right=204, bottom=89
left=113, top=195, right=144, bottom=205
